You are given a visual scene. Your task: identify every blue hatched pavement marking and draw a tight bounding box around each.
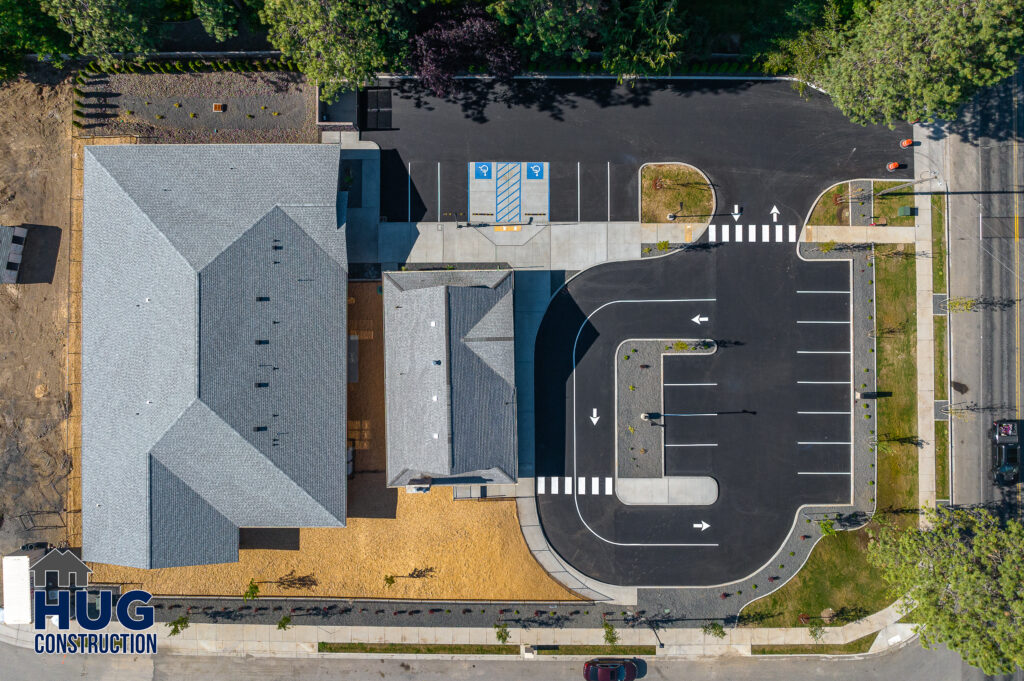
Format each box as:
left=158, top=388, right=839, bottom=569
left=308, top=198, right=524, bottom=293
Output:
left=495, top=162, right=522, bottom=223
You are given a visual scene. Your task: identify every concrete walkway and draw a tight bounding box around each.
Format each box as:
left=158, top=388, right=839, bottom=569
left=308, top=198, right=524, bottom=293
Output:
left=0, top=599, right=910, bottom=658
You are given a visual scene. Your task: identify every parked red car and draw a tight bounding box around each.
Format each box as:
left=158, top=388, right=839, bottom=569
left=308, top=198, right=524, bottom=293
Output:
left=583, top=658, right=638, bottom=681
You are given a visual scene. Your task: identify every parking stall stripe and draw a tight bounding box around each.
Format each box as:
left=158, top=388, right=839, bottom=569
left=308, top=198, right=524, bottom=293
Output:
left=664, top=412, right=718, bottom=417
left=577, top=161, right=581, bottom=222
left=604, top=477, right=613, bottom=495
left=564, top=476, right=573, bottom=494
left=798, top=380, right=851, bottom=384
left=666, top=443, right=718, bottom=447
left=789, top=224, right=797, bottom=241
left=797, top=320, right=851, bottom=324
left=797, top=290, right=850, bottom=294
left=664, top=382, right=718, bottom=386
left=797, top=411, right=851, bottom=414
left=797, top=350, right=850, bottom=354
left=537, top=477, right=546, bottom=494
left=797, top=471, right=851, bottom=475
left=798, top=441, right=852, bottom=445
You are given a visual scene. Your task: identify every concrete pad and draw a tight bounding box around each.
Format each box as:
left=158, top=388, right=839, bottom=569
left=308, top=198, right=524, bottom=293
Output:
left=608, top=223, right=641, bottom=261
left=433, top=627, right=454, bottom=644
left=243, top=639, right=271, bottom=654
left=615, top=476, right=718, bottom=505
left=469, top=627, right=489, bottom=645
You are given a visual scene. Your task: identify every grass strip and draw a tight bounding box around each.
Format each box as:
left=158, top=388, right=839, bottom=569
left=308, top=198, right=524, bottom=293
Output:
left=640, top=163, right=713, bottom=223
left=536, top=645, right=657, bottom=656
left=935, top=421, right=950, bottom=500
left=739, top=245, right=917, bottom=627
left=751, top=633, right=877, bottom=656
left=318, top=642, right=520, bottom=655
left=808, top=182, right=849, bottom=226
left=873, top=181, right=916, bottom=226
left=934, top=315, right=947, bottom=400
left=931, top=194, right=947, bottom=292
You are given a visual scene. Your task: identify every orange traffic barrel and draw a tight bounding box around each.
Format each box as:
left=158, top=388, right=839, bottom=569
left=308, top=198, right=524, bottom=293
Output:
left=900, top=139, right=913, bottom=148
left=886, top=162, right=900, bottom=172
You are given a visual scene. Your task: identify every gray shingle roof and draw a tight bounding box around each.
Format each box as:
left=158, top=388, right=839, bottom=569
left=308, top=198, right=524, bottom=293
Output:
left=383, top=270, right=516, bottom=487
left=82, top=144, right=346, bottom=569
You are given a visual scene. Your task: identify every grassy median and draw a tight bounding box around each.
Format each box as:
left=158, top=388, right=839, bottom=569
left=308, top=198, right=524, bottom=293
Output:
left=740, top=245, right=917, bottom=627
left=640, top=163, right=713, bottom=223
left=808, top=182, right=849, bottom=226
left=751, top=633, right=876, bottom=655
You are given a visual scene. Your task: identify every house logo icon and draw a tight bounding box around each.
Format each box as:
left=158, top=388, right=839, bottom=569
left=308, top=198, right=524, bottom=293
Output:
left=29, top=549, right=92, bottom=589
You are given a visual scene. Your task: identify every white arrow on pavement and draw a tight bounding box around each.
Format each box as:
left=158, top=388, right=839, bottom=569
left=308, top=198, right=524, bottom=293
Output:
left=693, top=520, right=710, bottom=531
left=770, top=205, right=780, bottom=222
left=731, top=204, right=742, bottom=221
left=590, top=408, right=601, bottom=426
left=691, top=314, right=709, bottom=325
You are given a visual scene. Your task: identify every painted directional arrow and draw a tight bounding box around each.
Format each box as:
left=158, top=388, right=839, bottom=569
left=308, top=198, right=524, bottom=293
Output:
left=691, top=314, right=709, bottom=325
left=770, top=205, right=780, bottom=222
left=731, top=204, right=742, bottom=221
left=590, top=408, right=601, bottom=426
left=693, top=520, right=710, bottom=531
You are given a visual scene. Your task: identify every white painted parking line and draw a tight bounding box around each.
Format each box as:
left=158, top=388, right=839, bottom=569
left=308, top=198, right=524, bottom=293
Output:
left=578, top=477, right=586, bottom=494
left=798, top=411, right=851, bottom=415
left=798, top=380, right=851, bottom=384
left=722, top=224, right=730, bottom=242
left=537, top=476, right=545, bottom=494
left=775, top=224, right=783, bottom=241
left=437, top=162, right=441, bottom=220
left=797, top=350, right=851, bottom=354
left=788, top=224, right=797, bottom=242
left=797, top=290, right=850, bottom=294
left=762, top=224, right=769, bottom=242
left=797, top=320, right=851, bottom=324
left=551, top=476, right=558, bottom=494
left=606, top=162, right=611, bottom=222
left=666, top=443, right=718, bottom=447
left=407, top=162, right=412, bottom=221
left=664, top=382, right=718, bottom=386
left=798, top=471, right=851, bottom=475
left=604, top=477, right=613, bottom=495
left=798, top=441, right=852, bottom=445
left=664, top=412, right=718, bottom=417
left=709, top=224, right=717, bottom=241
left=564, top=476, right=572, bottom=494
left=592, top=477, right=599, bottom=495
left=748, top=224, right=757, bottom=242
left=577, top=162, right=581, bottom=222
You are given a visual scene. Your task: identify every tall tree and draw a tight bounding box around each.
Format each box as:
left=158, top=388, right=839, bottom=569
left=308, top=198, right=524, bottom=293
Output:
left=762, top=0, right=845, bottom=96
left=599, top=0, right=687, bottom=79
left=410, top=5, right=519, bottom=97
left=193, top=0, right=239, bottom=42
left=868, top=508, right=1024, bottom=674
left=0, top=0, right=72, bottom=82
left=260, top=0, right=411, bottom=102
left=488, top=0, right=603, bottom=64
left=40, top=0, right=162, bottom=67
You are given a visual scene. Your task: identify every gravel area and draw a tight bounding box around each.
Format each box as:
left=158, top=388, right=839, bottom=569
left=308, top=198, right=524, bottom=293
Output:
left=616, top=339, right=714, bottom=478
left=77, top=70, right=316, bottom=143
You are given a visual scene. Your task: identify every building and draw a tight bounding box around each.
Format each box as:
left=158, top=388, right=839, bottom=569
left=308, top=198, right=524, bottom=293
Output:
left=0, top=225, right=27, bottom=284
left=81, top=144, right=348, bottom=568
left=382, top=270, right=517, bottom=490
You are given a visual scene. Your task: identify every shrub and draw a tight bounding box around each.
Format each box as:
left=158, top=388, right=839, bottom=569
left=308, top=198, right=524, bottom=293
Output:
left=166, top=615, right=189, bottom=636
left=71, top=120, right=84, bottom=128
left=602, top=620, right=619, bottom=645
left=276, top=615, right=292, bottom=630
left=656, top=240, right=670, bottom=251
left=72, top=109, right=85, bottom=118
left=701, top=621, right=726, bottom=639
left=494, top=622, right=510, bottom=644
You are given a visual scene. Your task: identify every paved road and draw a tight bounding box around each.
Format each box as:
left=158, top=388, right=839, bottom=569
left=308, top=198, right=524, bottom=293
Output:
left=946, top=66, right=1024, bottom=513
left=363, top=79, right=911, bottom=223
left=0, top=638, right=996, bottom=681
left=534, top=242, right=852, bottom=585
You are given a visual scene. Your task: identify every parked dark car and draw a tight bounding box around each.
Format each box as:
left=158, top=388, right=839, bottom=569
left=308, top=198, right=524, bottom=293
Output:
left=583, top=658, right=638, bottom=681
left=992, top=420, right=1021, bottom=485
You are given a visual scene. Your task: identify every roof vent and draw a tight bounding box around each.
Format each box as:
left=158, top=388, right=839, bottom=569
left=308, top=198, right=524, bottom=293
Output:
left=255, top=339, right=269, bottom=345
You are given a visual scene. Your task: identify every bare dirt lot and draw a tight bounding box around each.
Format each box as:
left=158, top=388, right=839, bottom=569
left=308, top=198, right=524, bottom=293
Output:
left=0, top=68, right=74, bottom=561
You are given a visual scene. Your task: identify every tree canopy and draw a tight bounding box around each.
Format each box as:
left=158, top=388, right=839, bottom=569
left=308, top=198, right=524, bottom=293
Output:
left=260, top=0, right=411, bottom=102
left=192, top=0, right=239, bottom=42
left=599, top=0, right=687, bottom=78
left=0, top=0, right=71, bottom=81
left=40, top=0, right=162, bottom=67
left=868, top=507, right=1024, bottom=674
left=488, top=0, right=603, bottom=64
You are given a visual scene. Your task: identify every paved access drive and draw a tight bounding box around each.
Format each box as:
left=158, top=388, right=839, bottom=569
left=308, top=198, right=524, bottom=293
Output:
left=534, top=242, right=853, bottom=586
left=364, top=78, right=911, bottom=225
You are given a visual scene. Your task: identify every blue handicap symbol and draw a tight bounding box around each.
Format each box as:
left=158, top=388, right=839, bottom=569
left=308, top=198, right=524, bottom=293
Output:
left=473, top=162, right=492, bottom=180
left=526, top=163, right=544, bottom=180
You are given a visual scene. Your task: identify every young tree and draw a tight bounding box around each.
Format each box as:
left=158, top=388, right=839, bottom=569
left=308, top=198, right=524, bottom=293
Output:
left=488, top=0, right=603, bottom=64
left=40, top=0, right=162, bottom=68
left=193, top=0, right=239, bottom=42
left=0, top=0, right=72, bottom=82
left=409, top=5, right=519, bottom=97
left=701, top=621, right=726, bottom=639
left=277, top=615, right=292, bottom=630
left=868, top=507, right=1024, bottom=674
left=762, top=0, right=845, bottom=96
left=243, top=578, right=260, bottom=601
left=166, top=615, right=190, bottom=636
left=599, top=0, right=688, bottom=79
left=260, top=0, right=411, bottom=102
left=493, top=621, right=510, bottom=644
left=602, top=619, right=619, bottom=645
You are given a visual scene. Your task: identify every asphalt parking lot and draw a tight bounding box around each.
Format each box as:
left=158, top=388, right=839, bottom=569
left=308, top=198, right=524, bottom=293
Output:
left=363, top=78, right=912, bottom=224
left=533, top=242, right=854, bottom=586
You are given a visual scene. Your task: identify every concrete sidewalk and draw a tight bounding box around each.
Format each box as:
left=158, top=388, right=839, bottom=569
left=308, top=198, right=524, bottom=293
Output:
left=0, top=600, right=911, bottom=659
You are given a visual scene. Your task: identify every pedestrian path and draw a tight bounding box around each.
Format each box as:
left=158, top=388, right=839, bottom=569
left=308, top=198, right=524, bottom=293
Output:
left=536, top=476, right=614, bottom=495
left=708, top=224, right=798, bottom=243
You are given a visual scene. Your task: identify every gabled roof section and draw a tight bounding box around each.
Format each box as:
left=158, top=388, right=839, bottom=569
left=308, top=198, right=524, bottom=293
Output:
left=82, top=144, right=345, bottom=569
left=383, top=270, right=517, bottom=488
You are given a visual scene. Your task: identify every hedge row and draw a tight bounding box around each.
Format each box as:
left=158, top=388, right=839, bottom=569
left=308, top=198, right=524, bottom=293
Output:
left=80, top=57, right=297, bottom=79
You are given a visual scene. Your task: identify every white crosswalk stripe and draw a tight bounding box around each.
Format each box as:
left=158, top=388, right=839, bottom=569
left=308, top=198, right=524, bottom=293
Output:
left=707, top=224, right=799, bottom=245
left=535, top=476, right=614, bottom=495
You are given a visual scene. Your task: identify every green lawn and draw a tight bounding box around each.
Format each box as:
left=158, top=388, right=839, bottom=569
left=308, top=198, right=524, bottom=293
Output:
left=873, top=182, right=916, bottom=227
left=931, top=194, right=947, bottom=293
left=740, top=245, right=917, bottom=627
left=751, top=633, right=877, bottom=655
left=640, top=164, right=714, bottom=223
left=808, top=183, right=849, bottom=226
left=536, top=645, right=657, bottom=656
left=318, top=642, right=520, bottom=655
left=934, top=316, right=947, bottom=401
left=935, top=421, right=950, bottom=500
